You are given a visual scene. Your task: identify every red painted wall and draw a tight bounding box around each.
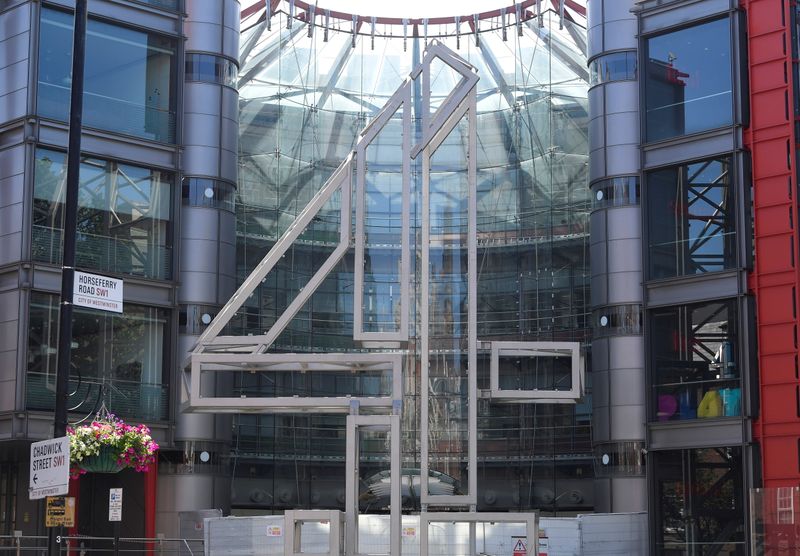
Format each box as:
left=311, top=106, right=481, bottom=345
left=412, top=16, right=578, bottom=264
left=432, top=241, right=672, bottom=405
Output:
left=743, top=0, right=800, bottom=486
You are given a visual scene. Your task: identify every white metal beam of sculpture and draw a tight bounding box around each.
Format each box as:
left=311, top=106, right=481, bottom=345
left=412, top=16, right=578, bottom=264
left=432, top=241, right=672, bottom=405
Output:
left=185, top=39, right=580, bottom=556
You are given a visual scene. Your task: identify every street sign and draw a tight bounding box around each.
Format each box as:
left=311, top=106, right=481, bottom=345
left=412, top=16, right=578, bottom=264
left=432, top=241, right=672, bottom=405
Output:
left=29, top=437, right=70, bottom=500
left=109, top=488, right=122, bottom=522
left=45, top=496, right=75, bottom=528
left=73, top=271, right=123, bottom=313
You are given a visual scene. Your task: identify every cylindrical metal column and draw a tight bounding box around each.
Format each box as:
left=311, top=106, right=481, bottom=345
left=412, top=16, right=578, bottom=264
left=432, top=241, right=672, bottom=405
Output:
left=587, top=0, right=647, bottom=514
left=158, top=0, right=240, bottom=537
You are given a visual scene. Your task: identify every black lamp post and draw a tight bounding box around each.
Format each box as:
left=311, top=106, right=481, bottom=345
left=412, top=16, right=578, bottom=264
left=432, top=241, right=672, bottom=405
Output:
left=49, top=1, right=88, bottom=554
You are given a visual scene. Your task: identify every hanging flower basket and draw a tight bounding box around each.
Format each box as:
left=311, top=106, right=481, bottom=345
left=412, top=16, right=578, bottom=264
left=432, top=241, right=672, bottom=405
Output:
left=77, top=446, right=126, bottom=474
left=68, top=409, right=158, bottom=479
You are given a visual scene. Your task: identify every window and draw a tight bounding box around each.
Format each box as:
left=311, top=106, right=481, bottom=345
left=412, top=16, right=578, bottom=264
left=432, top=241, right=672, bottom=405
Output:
left=136, top=0, right=180, bottom=11
left=26, top=292, right=169, bottom=421
left=32, top=148, right=173, bottom=280
left=589, top=51, right=637, bottom=87
left=38, top=8, right=177, bottom=142
left=651, top=300, right=740, bottom=422
left=645, top=18, right=733, bottom=141
left=591, top=176, right=640, bottom=211
left=185, top=54, right=238, bottom=88
left=594, top=441, right=645, bottom=477
left=182, top=177, right=236, bottom=212
left=0, top=463, right=16, bottom=536
left=647, top=156, right=736, bottom=279
left=653, top=447, right=745, bottom=554
left=593, top=305, right=642, bottom=338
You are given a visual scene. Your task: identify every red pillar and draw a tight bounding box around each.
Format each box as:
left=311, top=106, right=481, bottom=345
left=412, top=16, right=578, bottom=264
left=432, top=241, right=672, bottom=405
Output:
left=743, top=0, right=800, bottom=552
left=144, top=459, right=158, bottom=555
left=744, top=0, right=800, bottom=486
left=67, top=477, right=80, bottom=556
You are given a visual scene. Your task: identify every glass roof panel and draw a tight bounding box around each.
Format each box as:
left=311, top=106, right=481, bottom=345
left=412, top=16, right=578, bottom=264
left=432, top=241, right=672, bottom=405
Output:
left=239, top=1, right=588, bottom=117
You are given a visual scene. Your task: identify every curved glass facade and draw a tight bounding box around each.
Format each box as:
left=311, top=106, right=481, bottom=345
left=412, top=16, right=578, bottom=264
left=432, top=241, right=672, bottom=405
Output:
left=235, top=7, right=590, bottom=513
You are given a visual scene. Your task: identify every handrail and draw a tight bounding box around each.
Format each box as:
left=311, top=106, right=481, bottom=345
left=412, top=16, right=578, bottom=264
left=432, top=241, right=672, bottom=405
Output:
left=0, top=535, right=204, bottom=555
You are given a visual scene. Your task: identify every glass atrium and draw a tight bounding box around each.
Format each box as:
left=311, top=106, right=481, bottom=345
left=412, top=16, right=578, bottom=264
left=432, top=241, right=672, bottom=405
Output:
left=232, top=1, right=590, bottom=514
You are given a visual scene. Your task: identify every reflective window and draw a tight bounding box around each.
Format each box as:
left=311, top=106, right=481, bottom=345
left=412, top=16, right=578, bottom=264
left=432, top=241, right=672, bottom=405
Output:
left=592, top=305, right=642, bottom=338
left=233, top=23, right=592, bottom=512
left=497, top=351, right=574, bottom=392
left=32, top=148, right=173, bottom=280
left=589, top=51, right=637, bottom=87
left=591, top=176, right=640, bottom=210
left=651, top=300, right=740, bottom=422
left=594, top=441, right=645, bottom=477
left=182, top=177, right=236, bottom=212
left=647, top=156, right=736, bottom=279
left=234, top=369, right=391, bottom=399
left=654, top=447, right=745, bottom=554
left=179, top=305, right=219, bottom=335
left=26, top=292, right=169, bottom=421
left=645, top=18, right=733, bottom=141
left=38, top=8, right=177, bottom=142
left=751, top=487, right=800, bottom=551
left=136, top=0, right=180, bottom=11
left=186, top=54, right=238, bottom=88
left=0, top=463, right=17, bottom=534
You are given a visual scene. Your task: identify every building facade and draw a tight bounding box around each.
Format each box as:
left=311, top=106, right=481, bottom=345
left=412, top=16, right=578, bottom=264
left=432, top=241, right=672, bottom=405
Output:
left=590, top=0, right=800, bottom=553
left=0, top=0, right=238, bottom=541
left=5, top=0, right=800, bottom=553
left=233, top=0, right=591, bottom=518
left=0, top=0, right=593, bottom=547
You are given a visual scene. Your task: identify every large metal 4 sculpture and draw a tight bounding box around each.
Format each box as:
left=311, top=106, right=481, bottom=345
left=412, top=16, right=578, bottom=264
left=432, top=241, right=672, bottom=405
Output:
left=184, top=40, right=580, bottom=556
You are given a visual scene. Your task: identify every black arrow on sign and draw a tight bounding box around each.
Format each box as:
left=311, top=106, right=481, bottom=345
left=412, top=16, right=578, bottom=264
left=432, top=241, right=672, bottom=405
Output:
left=33, top=474, right=38, bottom=484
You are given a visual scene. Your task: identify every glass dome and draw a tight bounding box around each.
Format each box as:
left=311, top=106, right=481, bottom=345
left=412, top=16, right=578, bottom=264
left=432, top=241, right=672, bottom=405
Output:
left=234, top=0, right=591, bottom=514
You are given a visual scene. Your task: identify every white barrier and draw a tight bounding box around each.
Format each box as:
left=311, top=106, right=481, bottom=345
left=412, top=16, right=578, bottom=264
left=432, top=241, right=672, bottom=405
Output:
left=204, top=512, right=646, bottom=556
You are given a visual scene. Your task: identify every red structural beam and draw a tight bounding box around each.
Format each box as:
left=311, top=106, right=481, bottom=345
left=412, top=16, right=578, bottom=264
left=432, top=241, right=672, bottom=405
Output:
left=743, top=0, right=800, bottom=487
left=144, top=460, right=158, bottom=555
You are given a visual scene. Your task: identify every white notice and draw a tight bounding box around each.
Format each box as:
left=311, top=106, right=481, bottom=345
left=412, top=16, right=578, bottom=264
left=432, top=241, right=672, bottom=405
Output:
left=73, top=271, right=123, bottom=313
left=29, top=437, right=70, bottom=500
left=109, top=488, right=123, bottom=522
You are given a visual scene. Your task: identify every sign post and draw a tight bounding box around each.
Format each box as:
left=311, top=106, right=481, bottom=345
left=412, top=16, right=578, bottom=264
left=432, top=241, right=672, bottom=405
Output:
left=29, top=437, right=70, bottom=500
left=109, top=488, right=122, bottom=556
left=50, top=1, right=88, bottom=554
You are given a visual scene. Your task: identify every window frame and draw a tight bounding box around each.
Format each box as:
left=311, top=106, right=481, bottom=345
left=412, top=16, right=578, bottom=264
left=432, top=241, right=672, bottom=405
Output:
left=588, top=50, right=638, bottom=89
left=643, top=154, right=738, bottom=281
left=650, top=446, right=747, bottom=555
left=36, top=4, right=180, bottom=144
left=31, top=146, right=176, bottom=280
left=641, top=14, right=738, bottom=144
left=25, top=291, right=173, bottom=421
left=647, top=297, right=744, bottom=424
left=185, top=53, right=239, bottom=89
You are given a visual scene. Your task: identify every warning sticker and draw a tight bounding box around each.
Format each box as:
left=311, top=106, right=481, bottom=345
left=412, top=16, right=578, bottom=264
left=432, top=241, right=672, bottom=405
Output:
left=45, top=496, right=75, bottom=528
left=512, top=538, right=527, bottom=555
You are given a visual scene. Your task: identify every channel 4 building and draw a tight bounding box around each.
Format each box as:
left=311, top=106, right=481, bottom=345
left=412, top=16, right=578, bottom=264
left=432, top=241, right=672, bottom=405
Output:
left=3, top=0, right=800, bottom=553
